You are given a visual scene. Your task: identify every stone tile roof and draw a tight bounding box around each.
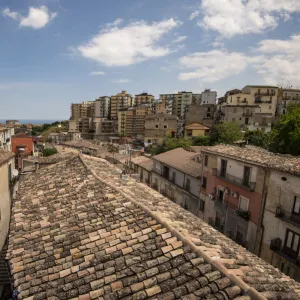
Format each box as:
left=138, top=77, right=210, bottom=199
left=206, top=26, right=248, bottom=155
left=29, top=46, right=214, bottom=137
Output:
left=62, top=139, right=101, bottom=150
left=81, top=155, right=300, bottom=300
left=153, top=148, right=202, bottom=178
left=0, top=150, right=14, bottom=167
left=131, top=156, right=153, bottom=172
left=202, top=144, right=300, bottom=176
left=7, top=155, right=247, bottom=300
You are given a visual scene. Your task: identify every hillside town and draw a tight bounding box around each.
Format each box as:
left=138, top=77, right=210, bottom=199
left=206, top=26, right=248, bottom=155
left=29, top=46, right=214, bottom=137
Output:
left=0, top=84, right=300, bottom=300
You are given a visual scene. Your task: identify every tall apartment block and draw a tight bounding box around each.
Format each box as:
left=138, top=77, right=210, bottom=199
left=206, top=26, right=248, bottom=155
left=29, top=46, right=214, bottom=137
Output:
left=70, top=101, right=95, bottom=120
left=135, top=93, right=155, bottom=106
left=95, top=96, right=111, bottom=118
left=110, top=91, right=133, bottom=120
left=118, top=105, right=152, bottom=137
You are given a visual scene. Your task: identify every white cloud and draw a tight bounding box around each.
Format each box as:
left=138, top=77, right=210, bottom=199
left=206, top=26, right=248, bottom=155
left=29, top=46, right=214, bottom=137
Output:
left=77, top=18, right=181, bottom=66
left=2, top=8, right=20, bottom=20
left=253, top=34, right=300, bottom=85
left=112, top=79, right=131, bottom=83
left=178, top=50, right=250, bottom=82
left=172, top=36, right=187, bottom=43
left=90, top=71, right=105, bottom=76
left=188, top=11, right=200, bottom=20
left=195, top=0, right=300, bottom=38
left=211, top=40, right=224, bottom=48
left=2, top=6, right=57, bottom=29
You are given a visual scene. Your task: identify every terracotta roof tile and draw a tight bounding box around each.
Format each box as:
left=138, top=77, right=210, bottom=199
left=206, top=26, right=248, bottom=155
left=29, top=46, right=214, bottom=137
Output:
left=131, top=156, right=153, bottom=171
left=202, top=144, right=300, bottom=176
left=153, top=148, right=201, bottom=178
left=8, top=155, right=244, bottom=299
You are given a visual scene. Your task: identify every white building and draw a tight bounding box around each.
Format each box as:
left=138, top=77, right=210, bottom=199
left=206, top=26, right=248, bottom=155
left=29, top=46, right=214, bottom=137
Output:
left=200, top=89, right=217, bottom=105
left=0, top=127, right=14, bottom=152
left=0, top=150, right=15, bottom=251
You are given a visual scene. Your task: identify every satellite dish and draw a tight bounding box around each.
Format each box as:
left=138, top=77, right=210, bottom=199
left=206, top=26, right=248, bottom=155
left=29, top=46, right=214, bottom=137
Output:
left=13, top=169, right=19, bottom=177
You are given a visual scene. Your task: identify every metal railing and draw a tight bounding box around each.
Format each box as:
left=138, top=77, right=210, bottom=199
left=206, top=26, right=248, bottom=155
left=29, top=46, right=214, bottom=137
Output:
left=243, top=112, right=252, bottom=116
left=255, top=91, right=275, bottom=96
left=275, top=206, right=300, bottom=228
left=217, top=170, right=256, bottom=191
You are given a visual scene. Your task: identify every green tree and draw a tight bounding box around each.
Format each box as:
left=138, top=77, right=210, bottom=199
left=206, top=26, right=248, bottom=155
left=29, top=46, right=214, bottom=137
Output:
left=209, top=121, right=243, bottom=145
left=244, top=130, right=269, bottom=148
left=192, top=136, right=211, bottom=146
left=43, top=148, right=58, bottom=157
left=268, top=103, right=300, bottom=155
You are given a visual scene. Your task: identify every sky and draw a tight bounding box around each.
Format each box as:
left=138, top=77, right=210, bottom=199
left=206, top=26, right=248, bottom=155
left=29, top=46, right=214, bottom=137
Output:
left=1, top=0, right=300, bottom=119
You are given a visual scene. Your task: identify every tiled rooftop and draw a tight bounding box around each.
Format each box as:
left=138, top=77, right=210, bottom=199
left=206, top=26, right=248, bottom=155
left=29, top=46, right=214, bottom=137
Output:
left=82, top=155, right=300, bottom=299
left=131, top=156, right=153, bottom=172
left=62, top=140, right=103, bottom=150
left=153, top=148, right=202, bottom=178
left=202, top=144, right=300, bottom=176
left=0, top=150, right=14, bottom=166
left=8, top=155, right=246, bottom=300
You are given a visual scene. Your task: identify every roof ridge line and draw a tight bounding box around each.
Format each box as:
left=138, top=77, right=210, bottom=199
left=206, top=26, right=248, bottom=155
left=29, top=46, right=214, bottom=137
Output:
left=78, top=154, right=266, bottom=300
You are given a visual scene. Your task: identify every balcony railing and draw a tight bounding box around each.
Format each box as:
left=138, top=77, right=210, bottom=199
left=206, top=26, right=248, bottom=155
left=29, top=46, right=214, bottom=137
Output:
left=275, top=206, right=300, bottom=228
left=243, top=112, right=252, bottom=116
left=236, top=209, right=250, bottom=221
left=217, top=170, right=256, bottom=191
left=255, top=91, right=275, bottom=96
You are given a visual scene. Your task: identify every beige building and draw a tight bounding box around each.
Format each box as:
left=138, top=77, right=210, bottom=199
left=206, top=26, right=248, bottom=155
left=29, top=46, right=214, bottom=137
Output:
left=0, top=127, right=14, bottom=151
left=151, top=148, right=202, bottom=216
left=144, top=113, right=177, bottom=146
left=186, top=104, right=216, bottom=128
left=277, top=88, right=300, bottom=116
left=260, top=164, right=300, bottom=281
left=71, top=101, right=95, bottom=120
left=118, top=105, right=152, bottom=137
left=93, top=118, right=115, bottom=139
left=0, top=150, right=15, bottom=252
left=110, top=91, right=133, bottom=120
left=95, top=96, right=110, bottom=118
left=130, top=156, right=153, bottom=185
left=134, top=93, right=154, bottom=106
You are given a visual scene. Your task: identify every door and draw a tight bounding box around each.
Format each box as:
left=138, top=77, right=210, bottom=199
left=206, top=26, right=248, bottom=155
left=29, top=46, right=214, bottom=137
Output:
left=218, top=189, right=224, bottom=202
left=243, top=166, right=250, bottom=186
left=220, top=159, right=227, bottom=177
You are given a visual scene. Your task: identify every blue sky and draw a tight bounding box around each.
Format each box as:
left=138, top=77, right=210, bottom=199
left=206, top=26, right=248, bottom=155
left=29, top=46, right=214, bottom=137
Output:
left=1, top=0, right=300, bottom=119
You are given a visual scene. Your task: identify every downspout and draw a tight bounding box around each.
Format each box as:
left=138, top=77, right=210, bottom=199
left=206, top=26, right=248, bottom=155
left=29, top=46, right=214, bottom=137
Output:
left=258, top=167, right=268, bottom=257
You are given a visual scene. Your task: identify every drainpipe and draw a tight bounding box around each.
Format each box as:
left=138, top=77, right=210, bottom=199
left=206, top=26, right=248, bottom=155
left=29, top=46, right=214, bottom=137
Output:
left=257, top=167, right=268, bottom=257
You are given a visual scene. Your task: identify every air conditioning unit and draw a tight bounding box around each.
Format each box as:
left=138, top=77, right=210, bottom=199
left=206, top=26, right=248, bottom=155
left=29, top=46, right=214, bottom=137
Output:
left=231, top=192, right=239, bottom=198
left=225, top=188, right=230, bottom=194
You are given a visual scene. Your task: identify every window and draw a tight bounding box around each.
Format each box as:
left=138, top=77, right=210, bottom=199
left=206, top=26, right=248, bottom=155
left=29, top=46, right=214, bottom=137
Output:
left=148, top=139, right=151, bottom=143
left=242, top=166, right=251, bottom=186
left=185, top=178, right=191, bottom=192
left=220, top=159, right=227, bottom=177
left=239, top=196, right=249, bottom=211
left=269, top=105, right=272, bottom=109
left=200, top=200, right=205, bottom=212
left=202, top=177, right=207, bottom=189
left=233, top=108, right=237, bottom=113
left=283, top=229, right=300, bottom=258
left=172, top=171, right=176, bottom=183
left=204, top=155, right=208, bottom=166
left=258, top=89, right=260, bottom=95
left=292, top=196, right=300, bottom=215
left=155, top=125, right=158, bottom=128
left=217, top=188, right=224, bottom=202
left=164, top=125, right=167, bottom=129
left=245, top=118, right=249, bottom=125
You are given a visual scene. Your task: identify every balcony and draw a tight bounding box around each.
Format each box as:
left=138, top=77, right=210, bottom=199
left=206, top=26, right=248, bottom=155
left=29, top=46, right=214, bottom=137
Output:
left=255, top=91, right=275, bottom=96
left=282, top=96, right=291, bottom=100
left=243, top=112, right=252, bottom=117
left=236, top=209, right=250, bottom=221
left=217, top=170, right=256, bottom=191
left=275, top=206, right=300, bottom=228
left=152, top=183, right=158, bottom=190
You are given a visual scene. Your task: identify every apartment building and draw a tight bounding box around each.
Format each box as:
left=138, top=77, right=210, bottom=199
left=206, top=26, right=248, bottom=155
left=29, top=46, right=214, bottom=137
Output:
left=260, top=160, right=300, bottom=281
left=200, top=89, right=217, bottom=105
left=5, top=120, right=19, bottom=127
left=110, top=91, right=133, bottom=120
left=0, top=127, right=14, bottom=151
left=118, top=105, right=152, bottom=137
left=277, top=88, right=300, bottom=116
left=130, top=156, right=153, bottom=185
left=134, top=92, right=155, bottom=106
left=71, top=101, right=95, bottom=120
left=93, top=117, right=115, bottom=138
left=95, top=96, right=110, bottom=118
left=144, top=113, right=177, bottom=146
left=186, top=104, right=216, bottom=128
left=154, top=100, right=166, bottom=114
left=151, top=148, right=202, bottom=215
left=200, top=145, right=270, bottom=254
left=0, top=150, right=15, bottom=252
